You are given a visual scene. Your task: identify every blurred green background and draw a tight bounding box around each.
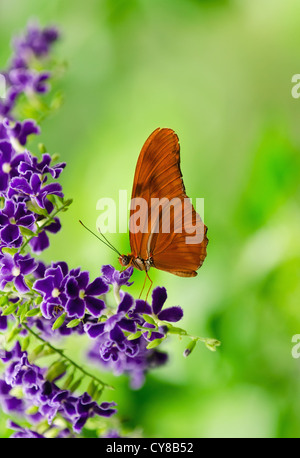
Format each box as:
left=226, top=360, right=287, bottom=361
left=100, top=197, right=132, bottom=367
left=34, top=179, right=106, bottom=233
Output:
left=1, top=0, right=300, bottom=438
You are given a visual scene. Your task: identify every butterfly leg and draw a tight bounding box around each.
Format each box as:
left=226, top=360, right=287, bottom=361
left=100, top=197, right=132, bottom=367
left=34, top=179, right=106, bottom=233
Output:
left=144, top=271, right=153, bottom=304
left=139, top=273, right=148, bottom=299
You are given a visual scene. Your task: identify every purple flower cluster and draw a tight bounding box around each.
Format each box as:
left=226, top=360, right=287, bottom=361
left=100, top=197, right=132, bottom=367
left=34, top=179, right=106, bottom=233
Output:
left=86, top=266, right=182, bottom=389
left=33, top=261, right=108, bottom=320
left=0, top=22, right=59, bottom=119
left=0, top=117, right=66, bottom=269
left=0, top=24, right=65, bottom=267
left=0, top=342, right=117, bottom=436
left=29, top=262, right=181, bottom=390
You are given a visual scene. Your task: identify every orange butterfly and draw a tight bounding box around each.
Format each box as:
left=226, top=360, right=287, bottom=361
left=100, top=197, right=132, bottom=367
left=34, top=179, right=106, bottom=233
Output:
left=80, top=128, right=208, bottom=295
left=119, top=128, right=208, bottom=282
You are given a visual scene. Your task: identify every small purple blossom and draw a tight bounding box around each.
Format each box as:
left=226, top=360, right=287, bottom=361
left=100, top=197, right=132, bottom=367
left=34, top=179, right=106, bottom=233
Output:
left=7, top=421, right=45, bottom=438
left=33, top=262, right=69, bottom=318
left=3, top=118, right=40, bottom=146
left=101, top=264, right=134, bottom=287
left=0, top=199, right=36, bottom=248
left=10, top=173, right=63, bottom=209
left=65, top=273, right=108, bottom=319
left=18, top=151, right=66, bottom=179
left=12, top=22, right=60, bottom=62
left=0, top=139, right=26, bottom=192
left=0, top=252, right=36, bottom=293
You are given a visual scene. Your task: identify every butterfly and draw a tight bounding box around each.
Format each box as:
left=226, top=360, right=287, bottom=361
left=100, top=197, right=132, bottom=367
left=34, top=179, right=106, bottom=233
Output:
left=119, top=127, right=208, bottom=279
left=80, top=128, right=208, bottom=294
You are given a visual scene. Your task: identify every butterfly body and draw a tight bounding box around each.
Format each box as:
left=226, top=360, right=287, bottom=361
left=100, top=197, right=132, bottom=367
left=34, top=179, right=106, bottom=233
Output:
left=119, top=253, right=153, bottom=272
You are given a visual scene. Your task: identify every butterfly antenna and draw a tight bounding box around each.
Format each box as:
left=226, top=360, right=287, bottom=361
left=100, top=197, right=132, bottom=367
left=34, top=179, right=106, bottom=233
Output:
left=97, top=226, right=121, bottom=254
left=79, top=220, right=121, bottom=256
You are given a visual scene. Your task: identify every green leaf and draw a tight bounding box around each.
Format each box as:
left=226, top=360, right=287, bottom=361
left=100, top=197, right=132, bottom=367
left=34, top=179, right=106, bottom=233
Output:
left=0, top=295, right=9, bottom=307
left=20, top=302, right=30, bottom=322
left=21, top=335, right=30, bottom=352
left=7, top=326, right=21, bottom=343
left=69, top=377, right=83, bottom=393
left=146, top=338, right=165, bottom=349
left=38, top=143, right=47, bottom=154
left=62, top=372, right=75, bottom=390
left=94, top=386, right=103, bottom=402
left=2, top=302, right=18, bottom=316
left=29, top=344, right=45, bottom=361
left=1, top=247, right=19, bottom=256
left=166, top=325, right=187, bottom=336
left=127, top=330, right=142, bottom=341
left=20, top=226, right=36, bottom=237
left=143, top=314, right=156, bottom=325
left=183, top=339, right=197, bottom=357
left=87, top=380, right=97, bottom=398
left=26, top=201, right=48, bottom=217
left=46, top=361, right=68, bottom=382
left=26, top=308, right=41, bottom=317
left=52, top=312, right=67, bottom=330
left=66, top=318, right=81, bottom=328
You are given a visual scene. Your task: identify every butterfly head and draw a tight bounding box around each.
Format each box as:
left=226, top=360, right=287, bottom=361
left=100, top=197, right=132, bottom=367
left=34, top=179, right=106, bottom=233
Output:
left=118, top=254, right=131, bottom=267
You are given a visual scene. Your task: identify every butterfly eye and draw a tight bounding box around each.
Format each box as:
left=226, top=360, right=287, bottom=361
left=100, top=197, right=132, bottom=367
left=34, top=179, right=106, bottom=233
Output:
left=119, top=255, right=130, bottom=266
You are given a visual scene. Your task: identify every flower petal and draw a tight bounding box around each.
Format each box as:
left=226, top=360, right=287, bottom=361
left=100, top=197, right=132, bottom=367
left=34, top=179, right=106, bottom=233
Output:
left=85, top=277, right=108, bottom=296
left=66, top=297, right=85, bottom=318
left=85, top=297, right=105, bottom=317
left=157, top=306, right=183, bottom=322
left=152, top=287, right=167, bottom=315
left=86, top=322, right=105, bottom=339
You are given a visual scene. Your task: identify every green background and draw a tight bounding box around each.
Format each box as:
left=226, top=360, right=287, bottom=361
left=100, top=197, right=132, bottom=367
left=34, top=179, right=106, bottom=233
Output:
left=1, top=0, right=300, bottom=438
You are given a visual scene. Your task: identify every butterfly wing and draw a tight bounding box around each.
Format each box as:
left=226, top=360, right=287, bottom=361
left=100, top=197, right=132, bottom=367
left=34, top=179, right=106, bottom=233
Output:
left=129, top=128, right=208, bottom=276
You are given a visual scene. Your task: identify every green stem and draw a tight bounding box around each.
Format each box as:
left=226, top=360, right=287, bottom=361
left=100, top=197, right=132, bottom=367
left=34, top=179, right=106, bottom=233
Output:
left=22, top=322, right=114, bottom=390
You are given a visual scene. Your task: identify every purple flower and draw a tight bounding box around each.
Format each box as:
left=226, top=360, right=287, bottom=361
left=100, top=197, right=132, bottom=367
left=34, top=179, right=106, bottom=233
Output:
left=0, top=87, right=21, bottom=119
left=0, top=345, right=117, bottom=436
left=73, top=393, right=117, bottom=433
left=65, top=273, right=108, bottom=319
left=29, top=217, right=61, bottom=254
left=7, top=421, right=45, bottom=438
left=0, top=253, right=37, bottom=293
left=101, top=264, right=134, bottom=287
left=10, top=173, right=63, bottom=208
left=8, top=68, right=51, bottom=94
left=0, top=199, right=36, bottom=248
left=18, top=152, right=66, bottom=179
left=0, top=140, right=26, bottom=192
left=88, top=337, right=168, bottom=390
left=33, top=262, right=69, bottom=318
left=0, top=341, right=22, bottom=363
left=3, top=118, right=40, bottom=146
left=86, top=292, right=135, bottom=341
left=12, top=22, right=59, bottom=62
left=0, top=22, right=59, bottom=119
left=148, top=286, right=183, bottom=322
left=5, top=353, right=44, bottom=393
left=0, top=312, right=8, bottom=331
